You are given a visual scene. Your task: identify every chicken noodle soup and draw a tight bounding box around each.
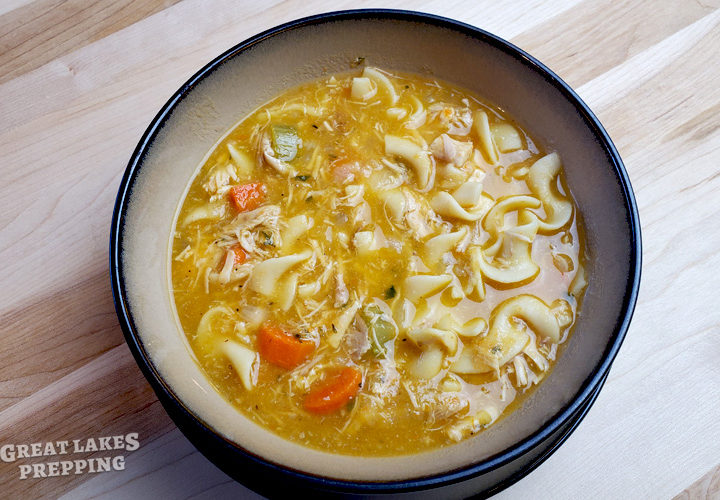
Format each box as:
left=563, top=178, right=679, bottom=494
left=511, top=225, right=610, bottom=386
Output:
left=171, top=67, right=587, bottom=455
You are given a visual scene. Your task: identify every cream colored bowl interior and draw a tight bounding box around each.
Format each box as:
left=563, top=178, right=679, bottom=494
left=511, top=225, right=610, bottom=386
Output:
left=121, top=16, right=634, bottom=481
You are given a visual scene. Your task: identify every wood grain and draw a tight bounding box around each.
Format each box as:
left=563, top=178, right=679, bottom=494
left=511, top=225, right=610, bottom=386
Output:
left=512, top=0, right=720, bottom=88
left=0, top=0, right=719, bottom=498
left=0, top=345, right=174, bottom=498
left=0, top=271, right=122, bottom=410
left=674, top=466, right=720, bottom=500
left=0, top=0, right=182, bottom=85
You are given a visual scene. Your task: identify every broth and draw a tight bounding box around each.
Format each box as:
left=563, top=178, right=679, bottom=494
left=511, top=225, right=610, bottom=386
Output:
left=171, top=67, right=587, bottom=455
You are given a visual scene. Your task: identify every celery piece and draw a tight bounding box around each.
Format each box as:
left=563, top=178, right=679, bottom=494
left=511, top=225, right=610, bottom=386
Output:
left=362, top=305, right=395, bottom=358
left=271, top=125, right=299, bottom=162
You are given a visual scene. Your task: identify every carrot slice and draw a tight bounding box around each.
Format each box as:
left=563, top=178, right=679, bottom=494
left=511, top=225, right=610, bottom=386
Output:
left=231, top=245, right=247, bottom=265
left=229, top=182, right=265, bottom=212
left=304, top=367, right=362, bottom=415
left=258, top=324, right=315, bottom=370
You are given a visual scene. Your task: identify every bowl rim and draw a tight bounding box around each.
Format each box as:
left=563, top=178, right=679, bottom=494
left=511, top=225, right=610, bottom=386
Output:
left=109, top=8, right=642, bottom=494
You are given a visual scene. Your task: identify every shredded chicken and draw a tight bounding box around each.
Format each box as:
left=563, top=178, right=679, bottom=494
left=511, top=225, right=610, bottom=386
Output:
left=429, top=103, right=473, bottom=136
left=447, top=108, right=473, bottom=135
left=425, top=392, right=470, bottom=424
left=202, top=162, right=238, bottom=194
left=217, top=249, right=236, bottom=284
left=261, top=133, right=291, bottom=174
left=343, top=393, right=389, bottom=434
left=208, top=263, right=253, bottom=286
left=512, top=354, right=537, bottom=388
left=431, top=134, right=473, bottom=165
left=344, top=316, right=371, bottom=361
left=366, top=359, right=400, bottom=399
left=236, top=230, right=258, bottom=254
left=523, top=337, right=549, bottom=372
left=351, top=201, right=372, bottom=229
left=222, top=205, right=280, bottom=238
left=174, top=245, right=192, bottom=261
left=446, top=412, right=490, bottom=442
left=327, top=298, right=363, bottom=348
left=334, top=270, right=350, bottom=307
left=288, top=362, right=325, bottom=393
left=331, top=162, right=357, bottom=184
left=403, top=191, right=435, bottom=238
left=338, top=184, right=365, bottom=207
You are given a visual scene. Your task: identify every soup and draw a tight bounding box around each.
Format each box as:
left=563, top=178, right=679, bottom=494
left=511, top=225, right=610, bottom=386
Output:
left=171, top=67, right=587, bottom=455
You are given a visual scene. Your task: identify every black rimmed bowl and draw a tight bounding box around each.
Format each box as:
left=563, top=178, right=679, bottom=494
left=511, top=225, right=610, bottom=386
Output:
left=110, top=9, right=641, bottom=498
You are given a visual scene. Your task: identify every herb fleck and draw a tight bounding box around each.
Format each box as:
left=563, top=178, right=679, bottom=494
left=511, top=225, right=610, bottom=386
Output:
left=384, top=285, right=396, bottom=299
left=261, top=231, right=274, bottom=246
left=305, top=196, right=314, bottom=203
left=295, top=174, right=311, bottom=181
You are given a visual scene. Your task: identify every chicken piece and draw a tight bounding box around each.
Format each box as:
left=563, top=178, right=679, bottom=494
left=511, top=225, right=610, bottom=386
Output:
left=223, top=205, right=280, bottom=236
left=429, top=104, right=474, bottom=136
left=446, top=411, right=493, bottom=442
left=410, top=389, right=471, bottom=426
left=344, top=316, right=371, bottom=361
left=236, top=230, right=258, bottom=255
left=203, top=162, right=238, bottom=194
left=334, top=270, right=350, bottom=307
left=208, top=261, right=253, bottom=286
left=351, top=201, right=372, bottom=230
left=261, top=133, right=291, bottom=174
left=447, top=107, right=473, bottom=135
left=330, top=159, right=371, bottom=185
left=366, top=359, right=400, bottom=399
left=431, top=134, right=474, bottom=165
left=427, top=392, right=469, bottom=424
left=403, top=190, right=435, bottom=239
left=338, top=184, right=365, bottom=207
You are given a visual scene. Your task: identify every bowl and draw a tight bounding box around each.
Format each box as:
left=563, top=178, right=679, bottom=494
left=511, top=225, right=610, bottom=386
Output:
left=110, top=9, right=641, bottom=498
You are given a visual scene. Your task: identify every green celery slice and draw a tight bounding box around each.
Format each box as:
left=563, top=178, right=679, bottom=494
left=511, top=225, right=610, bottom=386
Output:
left=271, top=125, right=299, bottom=162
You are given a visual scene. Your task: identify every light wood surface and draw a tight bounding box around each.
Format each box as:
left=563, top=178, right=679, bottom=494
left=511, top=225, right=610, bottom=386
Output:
left=1, top=1, right=719, bottom=498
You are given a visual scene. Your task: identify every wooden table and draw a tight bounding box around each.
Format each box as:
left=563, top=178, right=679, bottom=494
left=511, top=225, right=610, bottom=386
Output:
left=1, top=0, right=718, bottom=498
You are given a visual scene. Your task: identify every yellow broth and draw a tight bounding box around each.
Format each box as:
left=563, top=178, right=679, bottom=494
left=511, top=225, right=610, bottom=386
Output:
left=171, top=68, right=587, bottom=455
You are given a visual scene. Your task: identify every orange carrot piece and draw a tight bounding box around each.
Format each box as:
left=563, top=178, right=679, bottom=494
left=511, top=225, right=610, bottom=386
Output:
left=229, top=182, right=265, bottom=212
left=304, top=367, right=362, bottom=415
left=258, top=324, right=315, bottom=370
left=231, top=245, right=247, bottom=265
